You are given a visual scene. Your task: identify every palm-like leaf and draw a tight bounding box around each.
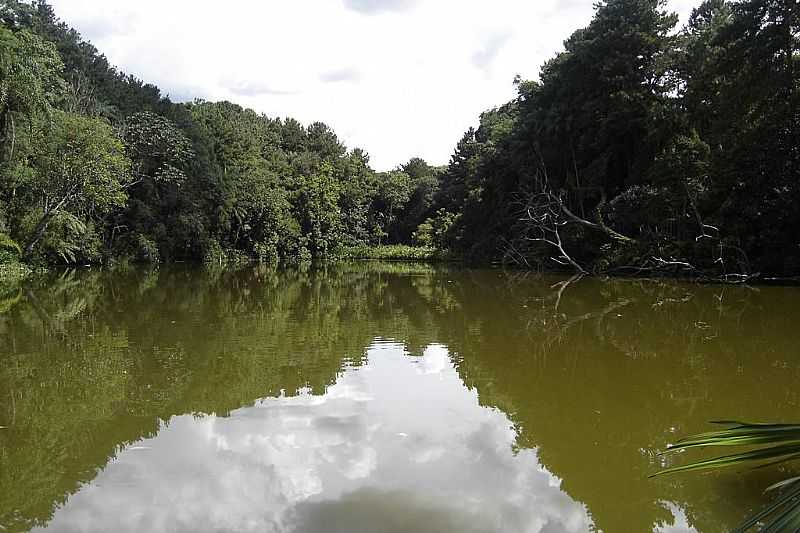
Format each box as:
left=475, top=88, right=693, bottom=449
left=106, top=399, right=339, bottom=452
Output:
left=653, top=421, right=800, bottom=532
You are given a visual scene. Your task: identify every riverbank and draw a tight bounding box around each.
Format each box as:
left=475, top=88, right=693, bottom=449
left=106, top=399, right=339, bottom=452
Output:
left=4, top=249, right=799, bottom=290
left=339, top=245, right=456, bottom=262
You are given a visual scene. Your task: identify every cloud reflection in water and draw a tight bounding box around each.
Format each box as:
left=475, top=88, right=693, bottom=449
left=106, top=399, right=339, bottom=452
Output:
left=37, top=344, right=594, bottom=533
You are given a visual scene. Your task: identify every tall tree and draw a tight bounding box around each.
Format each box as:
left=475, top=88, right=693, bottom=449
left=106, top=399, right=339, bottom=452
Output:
left=12, top=110, right=132, bottom=258
left=529, top=0, right=679, bottom=198
left=0, top=26, right=64, bottom=162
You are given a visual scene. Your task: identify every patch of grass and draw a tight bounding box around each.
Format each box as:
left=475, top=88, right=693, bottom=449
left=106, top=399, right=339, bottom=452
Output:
left=0, top=234, right=35, bottom=291
left=339, top=245, right=456, bottom=262
left=0, top=232, right=22, bottom=257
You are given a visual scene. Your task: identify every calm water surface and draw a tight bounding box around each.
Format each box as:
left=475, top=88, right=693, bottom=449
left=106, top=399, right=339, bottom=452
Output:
left=1, top=263, right=798, bottom=532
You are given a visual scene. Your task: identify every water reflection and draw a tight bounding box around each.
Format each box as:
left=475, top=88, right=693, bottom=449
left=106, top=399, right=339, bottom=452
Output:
left=1, top=263, right=799, bottom=532
left=31, top=344, right=591, bottom=533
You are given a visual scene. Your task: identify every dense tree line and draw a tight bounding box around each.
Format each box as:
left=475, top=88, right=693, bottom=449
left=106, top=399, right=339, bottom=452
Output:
left=0, top=0, right=443, bottom=266
left=0, top=0, right=797, bottom=276
left=436, top=0, right=798, bottom=277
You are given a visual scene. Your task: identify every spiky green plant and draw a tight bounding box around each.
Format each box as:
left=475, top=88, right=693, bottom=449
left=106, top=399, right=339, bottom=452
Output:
left=653, top=421, right=800, bottom=532
left=0, top=232, right=22, bottom=257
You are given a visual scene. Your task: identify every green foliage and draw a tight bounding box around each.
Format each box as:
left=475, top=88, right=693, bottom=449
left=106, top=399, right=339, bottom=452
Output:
left=9, top=110, right=132, bottom=261
left=122, top=111, right=194, bottom=184
left=134, top=234, right=160, bottom=264
left=39, top=211, right=96, bottom=264
left=372, top=171, right=412, bottom=235
left=0, top=261, right=29, bottom=287
left=0, top=6, right=433, bottom=267
left=201, top=239, right=226, bottom=265
left=604, top=185, right=673, bottom=237
left=293, top=164, right=343, bottom=258
left=31, top=111, right=130, bottom=209
left=0, top=25, right=64, bottom=127
left=413, top=209, right=460, bottom=250
left=654, top=421, right=800, bottom=531
left=340, top=244, right=444, bottom=261
left=427, top=0, right=798, bottom=276
left=0, top=232, right=21, bottom=258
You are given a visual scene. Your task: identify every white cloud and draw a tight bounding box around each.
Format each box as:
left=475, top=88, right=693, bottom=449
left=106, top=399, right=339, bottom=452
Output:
left=343, top=0, right=419, bottom=15
left=48, top=0, right=697, bottom=170
left=472, top=31, right=513, bottom=75
left=319, top=67, right=362, bottom=84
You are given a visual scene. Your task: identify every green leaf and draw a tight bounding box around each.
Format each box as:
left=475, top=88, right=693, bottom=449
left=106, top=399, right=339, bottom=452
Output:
left=651, top=443, right=800, bottom=478
left=732, top=481, right=800, bottom=532
left=654, top=421, right=800, bottom=532
left=665, top=425, right=800, bottom=452
left=767, top=477, right=800, bottom=493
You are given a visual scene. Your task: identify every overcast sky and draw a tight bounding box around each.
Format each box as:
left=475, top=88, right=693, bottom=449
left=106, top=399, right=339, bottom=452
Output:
left=48, top=0, right=697, bottom=170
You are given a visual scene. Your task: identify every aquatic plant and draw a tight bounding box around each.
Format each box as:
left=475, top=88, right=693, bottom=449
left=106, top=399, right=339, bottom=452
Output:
left=653, top=421, right=800, bottom=532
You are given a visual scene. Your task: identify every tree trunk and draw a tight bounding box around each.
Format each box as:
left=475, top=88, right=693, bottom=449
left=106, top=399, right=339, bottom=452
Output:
left=24, top=211, right=54, bottom=258
left=24, top=184, right=81, bottom=257
left=0, top=109, right=8, bottom=164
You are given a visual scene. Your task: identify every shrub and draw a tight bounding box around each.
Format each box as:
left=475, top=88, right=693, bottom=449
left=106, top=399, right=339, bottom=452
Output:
left=135, top=234, right=161, bottom=264
left=340, top=244, right=444, bottom=261
left=413, top=209, right=459, bottom=250
left=0, top=233, right=22, bottom=263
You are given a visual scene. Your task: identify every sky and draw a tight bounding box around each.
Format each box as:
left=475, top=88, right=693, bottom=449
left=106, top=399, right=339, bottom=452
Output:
left=48, top=0, right=698, bottom=171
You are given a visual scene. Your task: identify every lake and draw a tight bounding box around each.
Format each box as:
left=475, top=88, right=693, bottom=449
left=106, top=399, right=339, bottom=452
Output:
left=1, top=263, right=798, bottom=532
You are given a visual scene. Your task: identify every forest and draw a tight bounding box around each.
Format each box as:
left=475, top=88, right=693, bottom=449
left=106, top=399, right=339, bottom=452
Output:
left=0, top=0, right=797, bottom=278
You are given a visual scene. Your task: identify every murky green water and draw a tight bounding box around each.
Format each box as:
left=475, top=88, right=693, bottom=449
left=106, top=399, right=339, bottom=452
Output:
left=1, top=263, right=798, bottom=532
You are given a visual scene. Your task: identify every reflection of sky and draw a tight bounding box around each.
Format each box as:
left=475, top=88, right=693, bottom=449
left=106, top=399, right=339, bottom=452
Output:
left=37, top=344, right=594, bottom=533
left=654, top=502, right=698, bottom=533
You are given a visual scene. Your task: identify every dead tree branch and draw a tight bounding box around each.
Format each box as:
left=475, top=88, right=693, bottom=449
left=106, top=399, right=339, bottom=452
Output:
left=522, top=192, right=587, bottom=274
